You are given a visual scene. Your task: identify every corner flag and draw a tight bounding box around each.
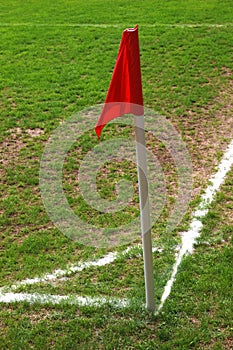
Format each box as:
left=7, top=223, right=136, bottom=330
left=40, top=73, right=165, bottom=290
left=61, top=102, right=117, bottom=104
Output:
left=95, top=25, right=155, bottom=312
left=95, top=25, right=144, bottom=139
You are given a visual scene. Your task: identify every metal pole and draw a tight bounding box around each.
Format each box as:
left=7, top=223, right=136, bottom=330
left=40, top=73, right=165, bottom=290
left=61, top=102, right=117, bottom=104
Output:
left=134, top=115, right=155, bottom=312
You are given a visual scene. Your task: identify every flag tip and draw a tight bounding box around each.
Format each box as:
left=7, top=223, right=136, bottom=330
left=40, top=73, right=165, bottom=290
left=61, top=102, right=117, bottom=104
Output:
left=124, top=24, right=139, bottom=33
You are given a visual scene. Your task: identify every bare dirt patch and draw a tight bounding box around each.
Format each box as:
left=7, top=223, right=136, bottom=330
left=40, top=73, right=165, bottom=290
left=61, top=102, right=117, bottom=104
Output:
left=176, top=76, right=233, bottom=195
left=0, top=127, right=44, bottom=176
left=0, top=128, right=24, bottom=174
left=26, top=128, right=44, bottom=138
left=26, top=308, right=51, bottom=324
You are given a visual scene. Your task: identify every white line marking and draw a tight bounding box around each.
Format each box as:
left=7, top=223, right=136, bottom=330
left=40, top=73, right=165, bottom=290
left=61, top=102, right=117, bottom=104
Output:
left=0, top=23, right=233, bottom=28
left=0, top=292, right=129, bottom=308
left=6, top=252, right=117, bottom=291
left=1, top=245, right=162, bottom=293
left=158, top=139, right=233, bottom=312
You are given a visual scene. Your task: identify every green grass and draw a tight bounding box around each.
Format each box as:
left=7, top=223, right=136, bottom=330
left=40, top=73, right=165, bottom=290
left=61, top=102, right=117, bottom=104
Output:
left=0, top=0, right=233, bottom=348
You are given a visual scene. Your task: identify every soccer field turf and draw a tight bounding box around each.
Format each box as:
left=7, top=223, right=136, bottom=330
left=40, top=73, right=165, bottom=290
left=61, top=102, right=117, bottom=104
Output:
left=1, top=1, right=233, bottom=348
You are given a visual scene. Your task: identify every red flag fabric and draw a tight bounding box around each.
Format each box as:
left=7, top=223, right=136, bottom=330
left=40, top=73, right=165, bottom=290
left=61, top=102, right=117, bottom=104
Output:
left=95, top=25, right=144, bottom=138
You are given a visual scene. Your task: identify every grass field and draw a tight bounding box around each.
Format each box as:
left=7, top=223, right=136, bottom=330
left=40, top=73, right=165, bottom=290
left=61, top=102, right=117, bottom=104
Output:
left=1, top=0, right=233, bottom=349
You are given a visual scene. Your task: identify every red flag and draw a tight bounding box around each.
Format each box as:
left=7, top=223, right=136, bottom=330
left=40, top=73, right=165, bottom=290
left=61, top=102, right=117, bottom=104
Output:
left=95, top=25, right=144, bottom=139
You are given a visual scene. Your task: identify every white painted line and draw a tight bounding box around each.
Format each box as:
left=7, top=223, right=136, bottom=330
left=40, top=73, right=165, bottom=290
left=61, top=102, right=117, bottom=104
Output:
left=0, top=251, right=117, bottom=293
left=1, top=245, right=162, bottom=293
left=0, top=23, right=233, bottom=28
left=0, top=292, right=129, bottom=308
left=153, top=23, right=233, bottom=28
left=158, top=139, right=233, bottom=312
left=4, top=253, right=119, bottom=292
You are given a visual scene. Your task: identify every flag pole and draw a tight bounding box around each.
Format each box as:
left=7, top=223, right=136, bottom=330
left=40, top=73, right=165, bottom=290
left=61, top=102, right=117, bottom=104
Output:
left=134, top=115, right=155, bottom=312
